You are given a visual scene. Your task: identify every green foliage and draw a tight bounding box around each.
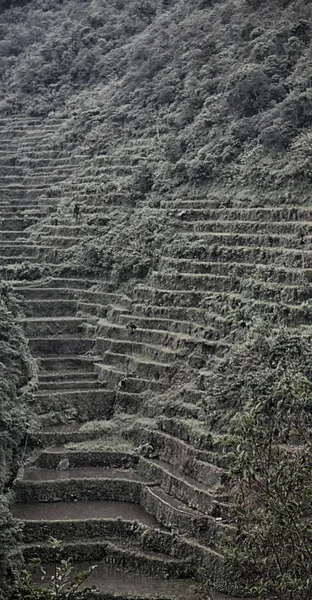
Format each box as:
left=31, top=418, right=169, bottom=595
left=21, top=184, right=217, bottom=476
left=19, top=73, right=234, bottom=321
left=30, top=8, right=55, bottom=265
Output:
left=0, top=496, right=22, bottom=560
left=202, top=318, right=312, bottom=598
left=204, top=318, right=312, bottom=431
left=0, top=282, right=36, bottom=580
left=223, top=401, right=312, bottom=600
left=14, top=538, right=97, bottom=600
left=0, top=0, right=312, bottom=191
left=70, top=207, right=174, bottom=285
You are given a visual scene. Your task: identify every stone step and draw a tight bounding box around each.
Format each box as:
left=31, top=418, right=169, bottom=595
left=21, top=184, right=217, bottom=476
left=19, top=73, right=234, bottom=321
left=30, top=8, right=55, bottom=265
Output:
left=0, top=230, right=24, bottom=240
left=156, top=398, right=203, bottom=420
left=0, top=217, right=35, bottom=230
left=149, top=271, right=311, bottom=303
left=38, top=224, right=85, bottom=235
left=14, top=466, right=152, bottom=498
left=16, top=286, right=83, bottom=300
left=137, top=458, right=225, bottom=517
left=132, top=427, right=228, bottom=491
left=150, top=271, right=237, bottom=293
left=131, top=303, right=223, bottom=329
left=0, top=174, right=68, bottom=186
left=15, top=277, right=101, bottom=289
left=134, top=285, right=209, bottom=307
left=16, top=156, right=86, bottom=167
left=108, top=309, right=213, bottom=337
left=141, top=485, right=208, bottom=535
left=1, top=257, right=61, bottom=267
left=114, top=390, right=149, bottom=414
left=77, top=301, right=108, bottom=318
left=34, top=448, right=138, bottom=470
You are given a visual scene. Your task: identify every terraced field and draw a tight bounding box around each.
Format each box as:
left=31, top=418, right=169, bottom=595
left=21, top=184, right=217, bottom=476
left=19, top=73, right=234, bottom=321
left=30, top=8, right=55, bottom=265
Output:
left=1, top=115, right=311, bottom=598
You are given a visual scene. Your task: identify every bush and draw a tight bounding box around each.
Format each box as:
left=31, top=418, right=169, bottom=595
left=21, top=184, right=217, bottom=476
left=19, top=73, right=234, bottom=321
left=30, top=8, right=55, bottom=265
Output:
left=224, top=398, right=312, bottom=599
left=13, top=538, right=98, bottom=600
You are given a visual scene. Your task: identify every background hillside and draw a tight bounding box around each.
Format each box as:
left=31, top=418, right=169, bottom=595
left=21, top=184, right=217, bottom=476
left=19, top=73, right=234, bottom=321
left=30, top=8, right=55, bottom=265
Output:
left=0, top=0, right=312, bottom=196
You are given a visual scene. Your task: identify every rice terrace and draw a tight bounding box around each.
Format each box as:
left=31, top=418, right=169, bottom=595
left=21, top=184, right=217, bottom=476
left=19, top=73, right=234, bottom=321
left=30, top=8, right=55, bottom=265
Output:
left=0, top=0, right=311, bottom=599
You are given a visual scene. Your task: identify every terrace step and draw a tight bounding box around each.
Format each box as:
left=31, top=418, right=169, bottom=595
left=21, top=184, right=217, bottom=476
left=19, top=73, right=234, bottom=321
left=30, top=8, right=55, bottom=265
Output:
left=132, top=427, right=228, bottom=489
left=19, top=539, right=192, bottom=580
left=35, top=562, right=197, bottom=599
left=15, top=277, right=101, bottom=289
left=14, top=286, right=84, bottom=300
left=39, top=371, right=96, bottom=382
left=23, top=300, right=78, bottom=317
left=19, top=317, right=85, bottom=336
left=0, top=244, right=55, bottom=257
left=29, top=336, right=94, bottom=356
left=174, top=242, right=312, bottom=268
left=96, top=337, right=181, bottom=364
left=163, top=204, right=312, bottom=220
left=98, top=351, right=176, bottom=379
left=21, top=466, right=148, bottom=482
left=11, top=499, right=157, bottom=527
left=160, top=257, right=311, bottom=285
left=37, top=379, right=100, bottom=391
left=96, top=318, right=205, bottom=350
left=39, top=355, right=99, bottom=372
left=137, top=458, right=225, bottom=516
left=95, top=363, right=165, bottom=392
left=34, top=235, right=81, bottom=247
left=32, top=388, right=115, bottom=419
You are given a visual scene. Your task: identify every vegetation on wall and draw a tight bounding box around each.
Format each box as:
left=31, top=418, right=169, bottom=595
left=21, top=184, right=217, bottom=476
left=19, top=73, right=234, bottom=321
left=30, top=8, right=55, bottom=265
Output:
left=0, top=283, right=36, bottom=595
left=202, top=320, right=312, bottom=598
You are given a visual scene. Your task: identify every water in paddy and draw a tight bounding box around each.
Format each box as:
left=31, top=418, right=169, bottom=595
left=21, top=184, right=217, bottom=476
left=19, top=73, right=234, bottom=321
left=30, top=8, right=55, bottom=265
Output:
left=35, top=562, right=249, bottom=599
left=11, top=499, right=158, bottom=526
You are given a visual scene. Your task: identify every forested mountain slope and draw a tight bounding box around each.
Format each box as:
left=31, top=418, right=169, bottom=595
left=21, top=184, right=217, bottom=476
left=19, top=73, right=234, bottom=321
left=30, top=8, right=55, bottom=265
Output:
left=0, top=1, right=311, bottom=598
left=0, top=0, right=312, bottom=194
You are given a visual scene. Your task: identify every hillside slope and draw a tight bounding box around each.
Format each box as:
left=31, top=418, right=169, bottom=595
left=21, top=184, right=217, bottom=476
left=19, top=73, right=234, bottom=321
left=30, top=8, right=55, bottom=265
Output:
left=0, top=0, right=311, bottom=598
left=0, top=0, right=312, bottom=194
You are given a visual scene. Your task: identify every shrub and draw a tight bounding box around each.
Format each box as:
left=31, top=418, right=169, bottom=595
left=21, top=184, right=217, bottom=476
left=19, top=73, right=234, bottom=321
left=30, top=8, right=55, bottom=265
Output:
left=224, top=398, right=312, bottom=600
